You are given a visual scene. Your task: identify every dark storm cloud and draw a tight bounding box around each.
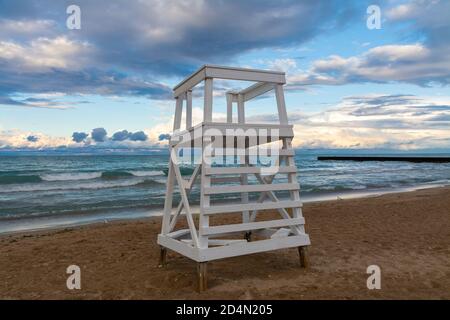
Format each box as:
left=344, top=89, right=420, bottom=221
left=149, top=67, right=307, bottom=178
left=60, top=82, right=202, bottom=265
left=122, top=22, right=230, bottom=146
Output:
left=158, top=133, right=171, bottom=141
left=0, top=0, right=361, bottom=102
left=72, top=132, right=88, bottom=143
left=111, top=130, right=131, bottom=141
left=91, top=128, right=107, bottom=142
left=129, top=131, right=148, bottom=142
left=0, top=69, right=172, bottom=103
left=27, top=0, right=355, bottom=75
left=26, top=135, right=38, bottom=142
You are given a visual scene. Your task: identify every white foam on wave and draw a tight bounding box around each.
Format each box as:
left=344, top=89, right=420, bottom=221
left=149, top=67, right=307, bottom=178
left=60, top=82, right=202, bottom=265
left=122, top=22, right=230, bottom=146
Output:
left=1, top=178, right=153, bottom=193
left=127, top=170, right=164, bottom=177
left=40, top=170, right=164, bottom=181
left=40, top=172, right=102, bottom=181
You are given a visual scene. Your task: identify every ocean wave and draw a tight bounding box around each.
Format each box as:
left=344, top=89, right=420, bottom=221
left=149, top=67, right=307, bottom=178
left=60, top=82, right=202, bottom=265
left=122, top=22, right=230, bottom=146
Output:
left=41, top=172, right=102, bottom=181
left=101, top=171, right=134, bottom=179
left=162, top=167, right=195, bottom=176
left=0, top=175, right=42, bottom=184
left=0, top=170, right=166, bottom=184
left=126, top=170, right=164, bottom=177
left=0, top=178, right=165, bottom=193
left=301, top=185, right=365, bottom=193
left=101, top=170, right=165, bottom=179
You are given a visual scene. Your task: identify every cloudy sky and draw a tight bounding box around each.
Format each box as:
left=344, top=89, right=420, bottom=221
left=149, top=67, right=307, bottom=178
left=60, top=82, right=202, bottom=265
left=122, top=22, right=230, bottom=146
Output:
left=0, top=0, right=449, bottom=151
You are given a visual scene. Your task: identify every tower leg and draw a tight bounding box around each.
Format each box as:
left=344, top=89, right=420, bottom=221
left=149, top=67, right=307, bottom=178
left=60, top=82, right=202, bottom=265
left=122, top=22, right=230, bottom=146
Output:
left=158, top=247, right=167, bottom=268
left=298, top=246, right=308, bottom=268
left=197, top=262, right=208, bottom=292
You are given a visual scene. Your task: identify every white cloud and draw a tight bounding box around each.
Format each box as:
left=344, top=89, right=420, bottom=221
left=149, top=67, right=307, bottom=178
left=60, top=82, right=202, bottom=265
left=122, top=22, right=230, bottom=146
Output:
left=0, top=130, right=72, bottom=149
left=294, top=94, right=450, bottom=149
left=267, top=58, right=298, bottom=72
left=244, top=94, right=450, bottom=150
left=3, top=94, right=449, bottom=151
left=386, top=3, right=419, bottom=20
left=287, top=43, right=450, bottom=86
left=0, top=36, right=93, bottom=71
left=133, top=94, right=450, bottom=150
left=0, top=19, right=56, bottom=37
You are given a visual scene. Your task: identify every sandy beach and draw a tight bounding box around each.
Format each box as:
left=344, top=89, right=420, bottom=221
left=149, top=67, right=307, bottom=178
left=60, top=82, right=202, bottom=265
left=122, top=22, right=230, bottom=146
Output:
left=1, top=187, right=449, bottom=300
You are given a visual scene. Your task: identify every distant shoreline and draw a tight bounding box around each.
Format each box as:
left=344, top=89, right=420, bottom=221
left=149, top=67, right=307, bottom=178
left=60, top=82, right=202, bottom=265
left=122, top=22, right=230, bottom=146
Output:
left=318, top=156, right=450, bottom=163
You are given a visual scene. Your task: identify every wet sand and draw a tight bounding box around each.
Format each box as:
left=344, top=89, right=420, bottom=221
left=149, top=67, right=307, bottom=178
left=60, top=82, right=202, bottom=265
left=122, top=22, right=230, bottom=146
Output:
left=1, top=187, right=449, bottom=299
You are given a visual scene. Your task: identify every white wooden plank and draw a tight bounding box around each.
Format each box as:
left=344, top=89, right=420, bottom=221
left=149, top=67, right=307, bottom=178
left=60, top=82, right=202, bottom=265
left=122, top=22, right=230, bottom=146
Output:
left=237, top=93, right=245, bottom=124
left=173, top=97, right=183, bottom=131
left=198, top=234, right=310, bottom=262
left=204, top=147, right=294, bottom=158
left=253, top=171, right=302, bottom=236
left=200, top=218, right=305, bottom=236
left=199, top=138, right=212, bottom=249
left=270, top=228, right=291, bottom=239
left=205, top=166, right=297, bottom=175
left=283, top=137, right=306, bottom=233
left=186, top=90, right=192, bottom=129
left=173, top=65, right=285, bottom=98
left=157, top=234, right=199, bottom=261
left=226, top=93, right=233, bottom=123
left=204, top=183, right=299, bottom=195
left=167, top=229, right=191, bottom=239
left=173, top=68, right=206, bottom=97
left=162, top=161, right=175, bottom=234
left=207, top=239, right=247, bottom=246
left=275, top=84, right=288, bottom=125
left=204, top=78, right=213, bottom=122
left=186, top=164, right=201, bottom=190
left=159, top=233, right=311, bottom=262
left=202, top=123, right=294, bottom=138
left=169, top=200, right=184, bottom=232
left=210, top=176, right=242, bottom=183
left=251, top=148, right=294, bottom=157
left=205, top=66, right=285, bottom=84
left=242, top=82, right=274, bottom=101
left=173, top=163, right=199, bottom=247
left=204, top=200, right=303, bottom=215
left=204, top=64, right=285, bottom=76
left=252, top=228, right=278, bottom=238
left=168, top=164, right=201, bottom=232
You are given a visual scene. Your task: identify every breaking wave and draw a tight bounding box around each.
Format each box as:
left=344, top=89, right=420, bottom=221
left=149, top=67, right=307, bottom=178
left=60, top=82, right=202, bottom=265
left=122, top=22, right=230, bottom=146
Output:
left=0, top=170, right=165, bottom=184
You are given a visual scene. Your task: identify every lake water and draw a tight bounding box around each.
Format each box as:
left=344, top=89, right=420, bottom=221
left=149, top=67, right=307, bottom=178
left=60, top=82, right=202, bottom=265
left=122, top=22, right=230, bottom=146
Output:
left=1, top=150, right=449, bottom=233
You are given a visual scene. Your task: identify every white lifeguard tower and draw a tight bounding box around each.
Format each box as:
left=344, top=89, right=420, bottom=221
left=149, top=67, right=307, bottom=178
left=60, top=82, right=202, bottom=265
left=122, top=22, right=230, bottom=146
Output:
left=158, top=65, right=310, bottom=291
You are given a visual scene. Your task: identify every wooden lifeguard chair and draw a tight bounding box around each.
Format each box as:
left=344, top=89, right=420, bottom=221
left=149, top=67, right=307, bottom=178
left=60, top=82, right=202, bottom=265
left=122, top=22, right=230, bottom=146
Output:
left=158, top=65, right=310, bottom=291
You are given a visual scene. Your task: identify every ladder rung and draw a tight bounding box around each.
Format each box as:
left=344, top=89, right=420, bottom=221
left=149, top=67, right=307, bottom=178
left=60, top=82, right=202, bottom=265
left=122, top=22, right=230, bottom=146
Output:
left=205, top=166, right=297, bottom=175
left=166, top=229, right=190, bottom=239
left=211, top=176, right=242, bottom=184
left=279, top=149, right=295, bottom=156
left=204, top=183, right=299, bottom=195
left=200, top=218, right=305, bottom=236
left=247, top=149, right=295, bottom=157
left=211, top=148, right=295, bottom=157
left=203, top=200, right=303, bottom=215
